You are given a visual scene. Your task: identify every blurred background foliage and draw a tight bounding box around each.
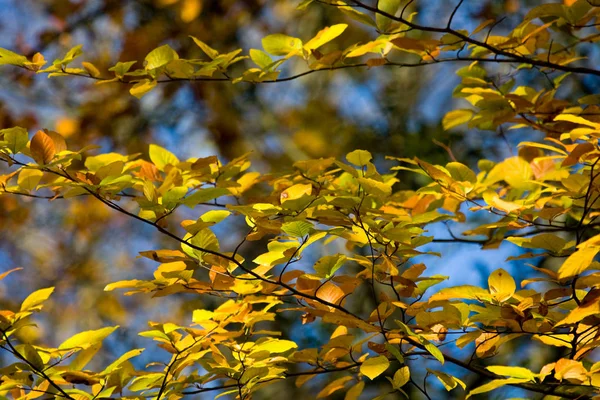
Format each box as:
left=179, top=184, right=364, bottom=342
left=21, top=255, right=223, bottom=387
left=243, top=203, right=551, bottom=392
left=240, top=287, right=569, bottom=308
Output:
left=0, top=0, right=597, bottom=398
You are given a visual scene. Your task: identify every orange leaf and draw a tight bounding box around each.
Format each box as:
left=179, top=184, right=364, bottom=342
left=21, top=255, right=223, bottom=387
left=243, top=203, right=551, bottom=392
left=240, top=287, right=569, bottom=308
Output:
left=30, top=130, right=56, bottom=164
left=44, top=129, right=67, bottom=153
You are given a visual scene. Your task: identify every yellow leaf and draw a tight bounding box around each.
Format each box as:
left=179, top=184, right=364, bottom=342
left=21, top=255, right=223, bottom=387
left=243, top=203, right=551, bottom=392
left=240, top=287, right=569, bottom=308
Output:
left=317, top=376, right=353, bottom=398
left=357, top=177, right=392, bottom=197
left=251, top=339, right=298, bottom=354
left=190, top=36, right=219, bottom=59
left=392, top=366, right=410, bottom=388
left=30, top=130, right=55, bottom=164
left=20, top=287, right=54, bottom=311
left=149, top=144, right=179, bottom=171
left=82, top=61, right=100, bottom=78
left=429, top=285, right=489, bottom=301
left=466, top=378, right=530, bottom=399
left=145, top=45, right=178, bottom=70
left=557, top=247, right=599, bottom=279
left=484, top=156, right=533, bottom=190
left=360, top=355, right=389, bottom=380
left=483, top=191, right=523, bottom=214
left=130, top=79, right=157, bottom=98
left=59, top=326, right=119, bottom=350
left=346, top=149, right=372, bottom=166
left=262, top=34, right=302, bottom=56
left=488, top=268, right=516, bottom=302
left=443, top=109, right=474, bottom=130
left=427, top=369, right=466, bottom=391
left=17, top=168, right=43, bottom=191
left=532, top=334, right=572, bottom=347
left=446, top=161, right=477, bottom=183
left=231, top=279, right=262, bottom=295
left=486, top=365, right=537, bottom=380
left=344, top=381, right=365, bottom=400
left=280, top=183, right=312, bottom=203
left=554, top=359, right=587, bottom=383
left=345, top=40, right=387, bottom=58
left=555, top=300, right=600, bottom=326
left=554, top=113, right=600, bottom=129
left=304, top=24, right=348, bottom=51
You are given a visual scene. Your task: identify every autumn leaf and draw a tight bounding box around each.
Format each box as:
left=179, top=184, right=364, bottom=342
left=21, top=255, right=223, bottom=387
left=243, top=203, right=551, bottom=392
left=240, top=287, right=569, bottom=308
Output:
left=488, top=268, right=516, bottom=302
left=360, top=355, right=390, bottom=380
left=30, top=130, right=56, bottom=164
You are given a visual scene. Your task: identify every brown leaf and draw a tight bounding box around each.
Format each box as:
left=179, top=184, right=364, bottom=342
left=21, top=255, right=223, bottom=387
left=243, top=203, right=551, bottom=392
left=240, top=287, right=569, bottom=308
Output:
left=30, top=130, right=56, bottom=164
left=44, top=129, right=67, bottom=153
left=366, top=58, right=386, bottom=68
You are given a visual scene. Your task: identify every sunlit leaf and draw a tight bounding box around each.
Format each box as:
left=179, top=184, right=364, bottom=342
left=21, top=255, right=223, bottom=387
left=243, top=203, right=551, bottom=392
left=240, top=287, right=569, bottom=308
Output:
left=557, top=247, right=599, bottom=279
left=20, top=287, right=54, bottom=311
left=304, top=24, right=348, bottom=51
left=59, top=326, right=119, bottom=350
left=488, top=268, right=516, bottom=302
left=149, top=144, right=179, bottom=171
left=30, top=130, right=56, bottom=164
left=360, top=355, right=390, bottom=380
left=392, top=366, right=410, bottom=389
left=346, top=149, right=372, bottom=166
left=262, top=34, right=303, bottom=56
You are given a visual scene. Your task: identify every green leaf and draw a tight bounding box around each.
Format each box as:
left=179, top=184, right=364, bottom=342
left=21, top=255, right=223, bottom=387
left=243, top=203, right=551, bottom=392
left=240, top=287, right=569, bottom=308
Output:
left=145, top=44, right=179, bottom=70
left=190, top=36, right=219, bottom=59
left=17, top=169, right=44, bottom=191
left=17, top=344, right=44, bottom=370
left=20, top=287, right=54, bottom=311
left=149, top=144, right=179, bottom=171
left=109, top=61, right=137, bottom=78
left=1, top=126, right=28, bottom=154
left=385, top=343, right=404, bottom=364
left=446, top=162, right=476, bottom=183
left=181, top=229, right=220, bottom=261
left=297, top=0, right=314, bottom=10
left=262, top=34, right=303, bottom=56
left=346, top=149, right=372, bottom=166
left=59, top=326, right=119, bottom=350
left=314, top=254, right=347, bottom=278
left=376, top=0, right=401, bottom=32
left=184, top=187, right=231, bottom=207
left=249, top=49, right=274, bottom=70
left=422, top=339, right=444, bottom=364
left=282, top=220, right=313, bottom=237
left=60, top=45, right=83, bottom=65
left=360, top=355, right=390, bottom=380
left=336, top=3, right=376, bottom=27
left=358, top=177, right=392, bottom=197
left=0, top=47, right=28, bottom=66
